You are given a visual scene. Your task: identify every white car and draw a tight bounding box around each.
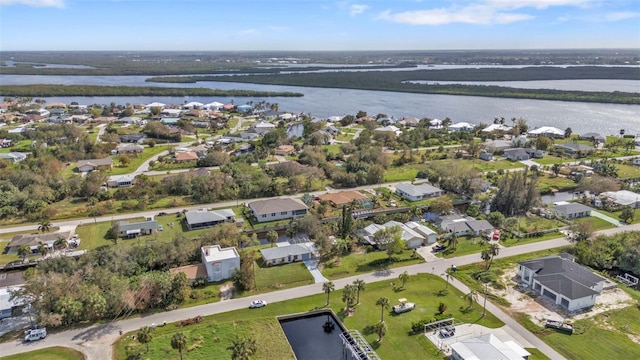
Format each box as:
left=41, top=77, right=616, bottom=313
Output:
left=249, top=300, right=267, bottom=308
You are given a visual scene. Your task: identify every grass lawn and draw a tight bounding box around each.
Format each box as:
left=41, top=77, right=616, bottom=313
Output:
left=536, top=175, right=577, bottom=193
left=254, top=262, right=314, bottom=292
left=514, top=216, right=565, bottom=233
left=335, top=133, right=354, bottom=141
left=573, top=216, right=615, bottom=231
left=598, top=208, right=640, bottom=225
left=109, top=145, right=170, bottom=175
left=321, top=144, right=341, bottom=155
left=473, top=160, right=526, bottom=172
left=321, top=250, right=424, bottom=279
left=383, top=164, right=429, bottom=182
left=0, top=347, right=85, bottom=360
left=500, top=231, right=564, bottom=247
left=114, top=274, right=503, bottom=360
left=534, top=156, right=566, bottom=166
left=438, top=236, right=491, bottom=259
left=616, top=164, right=640, bottom=179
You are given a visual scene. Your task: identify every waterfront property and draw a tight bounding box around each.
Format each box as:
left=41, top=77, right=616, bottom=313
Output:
left=6, top=231, right=71, bottom=253
left=201, top=245, right=240, bottom=282
left=450, top=333, right=531, bottom=360
left=248, top=198, right=308, bottom=223
left=518, top=253, right=607, bottom=311
left=550, top=202, right=592, bottom=219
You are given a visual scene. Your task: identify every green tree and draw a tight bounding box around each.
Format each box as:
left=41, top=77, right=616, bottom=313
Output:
left=620, top=206, right=635, bottom=224
left=551, top=163, right=561, bottom=177
left=137, top=326, right=153, bottom=353
left=438, top=302, right=448, bottom=315
left=445, top=233, right=459, bottom=251
left=398, top=271, right=409, bottom=289
left=464, top=290, right=477, bottom=310
left=373, top=226, right=405, bottom=260
left=376, top=297, right=390, bottom=322
left=486, top=211, right=505, bottom=228
left=374, top=321, right=387, bottom=342
left=171, top=332, right=188, bottom=360
left=227, top=335, right=257, bottom=360
left=54, top=237, right=68, bottom=251
left=486, top=243, right=500, bottom=270
left=323, top=281, right=334, bottom=306
left=342, top=284, right=357, bottom=309
left=38, top=219, right=52, bottom=233
left=353, top=279, right=366, bottom=305
left=37, top=241, right=49, bottom=258
left=266, top=230, right=278, bottom=248
left=17, top=244, right=31, bottom=262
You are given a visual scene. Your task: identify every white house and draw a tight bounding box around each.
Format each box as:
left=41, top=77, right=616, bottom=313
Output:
left=448, top=122, right=475, bottom=132
left=117, top=220, right=159, bottom=238
left=518, top=254, right=607, bottom=311
left=145, top=102, right=166, bottom=109
left=184, top=209, right=236, bottom=230
left=248, top=198, right=308, bottom=223
left=601, top=190, right=640, bottom=208
left=201, top=245, right=240, bottom=282
left=253, top=121, right=276, bottom=135
left=374, top=125, right=402, bottom=136
left=527, top=126, right=564, bottom=138
left=0, top=287, right=25, bottom=319
left=359, top=221, right=437, bottom=249
left=450, top=333, right=530, bottom=360
left=183, top=101, right=204, bottom=110
left=260, top=243, right=314, bottom=266
left=203, top=101, right=224, bottom=110
left=106, top=174, right=136, bottom=188
left=395, top=182, right=443, bottom=202
left=551, top=202, right=592, bottom=219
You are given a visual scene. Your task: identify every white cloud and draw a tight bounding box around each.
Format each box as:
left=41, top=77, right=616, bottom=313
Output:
left=377, top=0, right=599, bottom=25
left=0, top=0, right=64, bottom=7
left=238, top=29, right=257, bottom=36
left=604, top=11, right=640, bottom=21
left=349, top=4, right=368, bottom=17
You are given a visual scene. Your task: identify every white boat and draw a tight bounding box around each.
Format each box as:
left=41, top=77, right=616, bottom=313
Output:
left=392, top=298, right=415, bottom=313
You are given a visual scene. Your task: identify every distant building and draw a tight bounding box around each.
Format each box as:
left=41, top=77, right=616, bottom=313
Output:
left=554, top=142, right=595, bottom=156
left=528, top=126, right=564, bottom=138
left=318, top=191, right=371, bottom=208
left=201, top=245, right=240, bottom=282
left=77, top=157, right=113, bottom=172
left=107, top=174, right=136, bottom=188
left=7, top=231, right=71, bottom=253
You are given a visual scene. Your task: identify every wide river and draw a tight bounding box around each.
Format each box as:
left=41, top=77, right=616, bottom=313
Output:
left=1, top=74, right=639, bottom=135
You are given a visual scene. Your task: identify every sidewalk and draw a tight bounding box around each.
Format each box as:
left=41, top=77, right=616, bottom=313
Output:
left=591, top=210, right=625, bottom=227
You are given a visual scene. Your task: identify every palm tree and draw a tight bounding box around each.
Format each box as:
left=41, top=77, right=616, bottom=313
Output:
left=38, top=219, right=52, bottom=233
left=487, top=243, right=500, bottom=270
left=17, top=245, right=31, bottom=262
left=171, top=332, right=188, bottom=360
left=266, top=230, right=278, bottom=248
left=54, top=237, right=68, bottom=252
left=353, top=279, right=366, bottom=305
left=37, top=241, right=49, bottom=259
left=410, top=205, right=422, bottom=221
left=323, top=281, right=335, bottom=306
left=445, top=233, right=458, bottom=251
left=373, top=321, right=387, bottom=342
left=398, top=271, right=409, bottom=289
left=481, top=249, right=492, bottom=270
left=376, top=297, right=390, bottom=322
left=137, top=326, right=153, bottom=353
left=227, top=335, right=257, bottom=360
left=464, top=291, right=477, bottom=310
left=342, top=284, right=356, bottom=309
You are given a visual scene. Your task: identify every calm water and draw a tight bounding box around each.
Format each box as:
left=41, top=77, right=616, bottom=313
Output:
left=1, top=74, right=639, bottom=135
left=279, top=312, right=346, bottom=360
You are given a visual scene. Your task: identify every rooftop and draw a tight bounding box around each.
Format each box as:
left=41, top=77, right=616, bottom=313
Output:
left=260, top=243, right=313, bottom=261
left=248, top=198, right=307, bottom=216
left=202, top=245, right=239, bottom=263
left=185, top=209, right=235, bottom=224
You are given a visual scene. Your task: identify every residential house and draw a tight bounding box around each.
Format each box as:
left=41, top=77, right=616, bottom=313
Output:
left=117, top=220, right=159, bottom=238
left=107, top=174, right=136, bottom=188
left=359, top=221, right=437, bottom=249
left=279, top=113, right=297, bottom=122
left=184, top=209, right=236, bottom=230
left=260, top=243, right=314, bottom=266
left=551, top=202, right=592, bottom=219
left=175, top=152, right=199, bottom=162
left=375, top=125, right=402, bottom=136
left=201, top=245, right=240, bottom=281
left=448, top=122, right=475, bottom=132
left=395, top=182, right=443, bottom=202
left=274, top=144, right=295, bottom=156
left=601, top=190, right=640, bottom=208
left=318, top=191, right=371, bottom=208
left=183, top=101, right=204, bottom=110
left=528, top=126, right=565, bottom=138
left=252, top=121, right=276, bottom=135
left=466, top=220, right=495, bottom=236
left=119, top=133, right=147, bottom=143
left=428, top=118, right=443, bottom=128
left=7, top=231, right=71, bottom=253
left=160, top=109, right=182, bottom=117
left=478, top=150, right=493, bottom=161
left=518, top=254, right=607, bottom=311
left=0, top=287, right=25, bottom=319
left=471, top=178, right=492, bottom=192
left=247, top=198, right=308, bottom=223
left=554, top=142, right=595, bottom=156
left=0, top=152, right=27, bottom=163
left=116, top=144, right=144, bottom=154
left=145, top=102, right=166, bottom=109
left=579, top=132, right=605, bottom=144
left=450, top=333, right=530, bottom=360
left=203, top=101, right=224, bottom=110
left=481, top=124, right=512, bottom=133
left=439, top=215, right=494, bottom=237
left=236, top=104, right=253, bottom=113
left=398, top=117, right=419, bottom=128
left=77, top=157, right=113, bottom=172
left=161, top=117, right=180, bottom=126
left=503, top=148, right=531, bottom=161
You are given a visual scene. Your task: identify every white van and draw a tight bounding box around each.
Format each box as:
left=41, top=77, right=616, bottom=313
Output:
left=24, top=328, right=47, bottom=342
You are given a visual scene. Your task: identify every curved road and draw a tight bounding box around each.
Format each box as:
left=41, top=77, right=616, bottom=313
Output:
left=1, top=223, right=639, bottom=359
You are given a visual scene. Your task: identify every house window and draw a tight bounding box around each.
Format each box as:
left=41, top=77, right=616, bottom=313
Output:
left=261, top=214, right=267, bottom=218
left=293, top=255, right=298, bottom=260
left=281, top=211, right=287, bottom=215
left=271, top=213, right=276, bottom=217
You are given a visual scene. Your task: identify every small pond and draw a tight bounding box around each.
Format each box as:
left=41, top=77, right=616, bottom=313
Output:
left=279, top=310, right=346, bottom=360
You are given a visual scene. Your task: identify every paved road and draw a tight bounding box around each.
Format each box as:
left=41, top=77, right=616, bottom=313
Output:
left=2, top=223, right=639, bottom=359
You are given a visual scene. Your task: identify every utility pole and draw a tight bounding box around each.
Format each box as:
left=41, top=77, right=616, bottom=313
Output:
left=482, top=282, right=488, bottom=318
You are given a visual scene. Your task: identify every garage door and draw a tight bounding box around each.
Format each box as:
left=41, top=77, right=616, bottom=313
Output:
left=561, top=298, right=570, bottom=308
left=542, top=289, right=557, bottom=302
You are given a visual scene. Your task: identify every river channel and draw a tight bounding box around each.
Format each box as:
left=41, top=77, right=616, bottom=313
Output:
left=1, top=74, right=638, bottom=135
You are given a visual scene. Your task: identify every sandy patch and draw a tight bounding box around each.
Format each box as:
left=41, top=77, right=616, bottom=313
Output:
left=219, top=283, right=235, bottom=301
left=495, top=268, right=634, bottom=325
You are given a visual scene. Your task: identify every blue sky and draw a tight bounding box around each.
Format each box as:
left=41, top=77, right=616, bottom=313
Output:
left=1, top=0, right=639, bottom=51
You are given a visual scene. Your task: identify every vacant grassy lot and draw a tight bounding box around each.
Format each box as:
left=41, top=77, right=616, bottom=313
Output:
left=473, top=160, right=526, bottom=172
left=254, top=262, right=314, bottom=292
left=0, top=347, right=85, bottom=360
left=616, top=163, right=640, bottom=179
left=573, top=216, right=615, bottom=231
left=438, top=237, right=488, bottom=259
left=603, top=208, right=640, bottom=224
left=383, top=164, right=429, bottom=182
left=109, top=145, right=170, bottom=175
left=114, top=274, right=503, bottom=360
left=321, top=250, right=424, bottom=279
left=536, top=175, right=577, bottom=193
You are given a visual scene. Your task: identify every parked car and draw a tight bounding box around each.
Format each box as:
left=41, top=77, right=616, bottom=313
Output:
left=158, top=225, right=164, bottom=231
left=249, top=300, right=267, bottom=308
left=24, top=328, right=47, bottom=342
left=432, top=244, right=447, bottom=252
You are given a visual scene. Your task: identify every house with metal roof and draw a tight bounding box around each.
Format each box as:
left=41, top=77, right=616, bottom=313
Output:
left=450, top=333, right=530, bottom=360
left=528, top=126, right=565, bottom=138
left=7, top=231, right=71, bottom=253
left=260, top=243, right=314, bottom=266
left=359, top=221, right=437, bottom=249
left=117, top=220, right=159, bottom=238
left=0, top=152, right=28, bottom=163
left=201, top=245, right=240, bottom=281
left=184, top=209, right=236, bottom=230
left=395, top=182, right=443, bottom=202
left=551, top=202, right=592, bottom=219
left=518, top=254, right=607, bottom=311
left=107, top=174, right=136, bottom=188
left=600, top=190, right=640, bottom=208
left=248, top=198, right=308, bottom=223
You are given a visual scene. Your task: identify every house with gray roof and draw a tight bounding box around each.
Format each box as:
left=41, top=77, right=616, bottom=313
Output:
left=395, top=182, right=443, bottom=202
left=77, top=157, right=113, bottom=172
left=503, top=148, right=531, bottom=161
left=7, top=231, right=71, bottom=253
left=117, top=220, right=159, bottom=238
left=518, top=254, right=607, bottom=311
left=260, top=243, right=314, bottom=266
left=359, top=220, right=436, bottom=249
left=579, top=132, right=605, bottom=144
left=554, top=142, right=595, bottom=156
left=551, top=202, right=592, bottom=219
left=185, top=209, right=236, bottom=230
left=248, top=198, right=308, bottom=223
left=0, top=152, right=28, bottom=163
left=107, top=174, right=136, bottom=188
